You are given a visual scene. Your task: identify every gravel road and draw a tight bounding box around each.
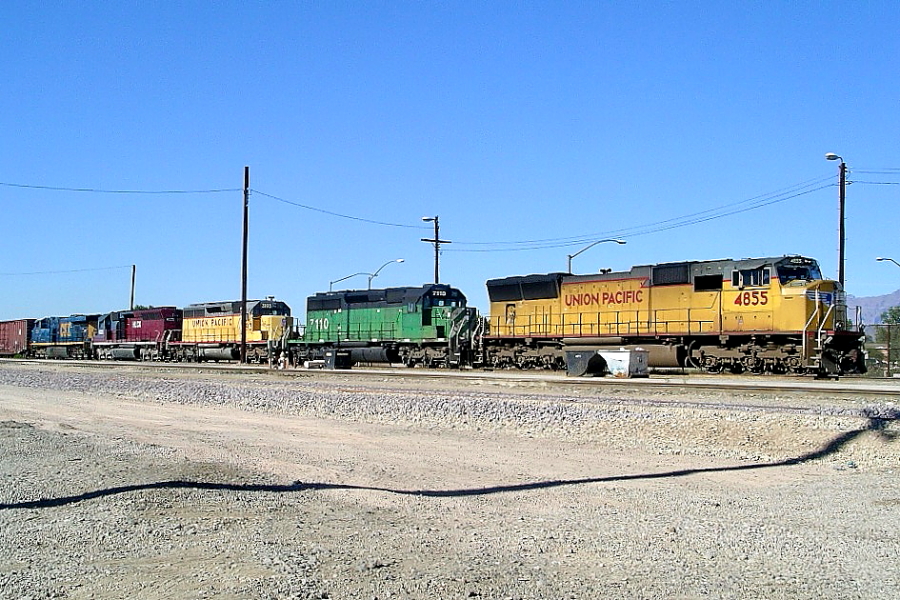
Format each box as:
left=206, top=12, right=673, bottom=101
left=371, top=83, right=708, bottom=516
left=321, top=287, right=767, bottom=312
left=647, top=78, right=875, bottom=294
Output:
left=1, top=362, right=898, bottom=599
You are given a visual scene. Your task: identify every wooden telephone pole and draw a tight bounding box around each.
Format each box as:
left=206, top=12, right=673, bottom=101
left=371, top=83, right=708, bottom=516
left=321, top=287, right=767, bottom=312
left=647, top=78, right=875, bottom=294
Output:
left=240, top=166, right=249, bottom=364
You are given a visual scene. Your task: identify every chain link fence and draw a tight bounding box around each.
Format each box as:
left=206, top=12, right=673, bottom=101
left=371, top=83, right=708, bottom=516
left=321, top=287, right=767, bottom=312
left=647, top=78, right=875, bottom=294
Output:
left=865, top=323, right=899, bottom=377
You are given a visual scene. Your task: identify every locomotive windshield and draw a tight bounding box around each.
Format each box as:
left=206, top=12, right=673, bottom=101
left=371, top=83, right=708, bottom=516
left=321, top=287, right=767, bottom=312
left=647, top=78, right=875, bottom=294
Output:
left=252, top=301, right=290, bottom=316
left=424, top=287, right=465, bottom=308
left=776, top=258, right=822, bottom=284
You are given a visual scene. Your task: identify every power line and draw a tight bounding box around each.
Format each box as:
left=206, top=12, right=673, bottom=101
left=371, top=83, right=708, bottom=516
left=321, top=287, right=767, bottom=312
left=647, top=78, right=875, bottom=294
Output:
left=447, top=176, right=834, bottom=252
left=450, top=175, right=832, bottom=247
left=0, top=265, right=133, bottom=276
left=253, top=188, right=430, bottom=230
left=0, top=182, right=240, bottom=194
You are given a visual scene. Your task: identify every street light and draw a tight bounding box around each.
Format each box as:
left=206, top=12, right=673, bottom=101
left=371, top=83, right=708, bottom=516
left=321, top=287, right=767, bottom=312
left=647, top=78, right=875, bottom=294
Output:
left=877, top=257, right=900, bottom=268
left=421, top=216, right=451, bottom=284
left=329, top=259, right=406, bottom=291
left=567, top=239, right=626, bottom=274
left=367, top=258, right=405, bottom=289
left=825, top=153, right=847, bottom=287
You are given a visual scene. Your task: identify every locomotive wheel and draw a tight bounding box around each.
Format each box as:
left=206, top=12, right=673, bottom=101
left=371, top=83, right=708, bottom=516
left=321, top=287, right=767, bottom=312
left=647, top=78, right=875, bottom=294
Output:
left=702, top=355, right=722, bottom=373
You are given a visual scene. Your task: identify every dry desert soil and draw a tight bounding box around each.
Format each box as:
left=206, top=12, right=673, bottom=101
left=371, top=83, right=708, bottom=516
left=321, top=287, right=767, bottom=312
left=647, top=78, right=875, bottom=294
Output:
left=1, top=362, right=899, bottom=599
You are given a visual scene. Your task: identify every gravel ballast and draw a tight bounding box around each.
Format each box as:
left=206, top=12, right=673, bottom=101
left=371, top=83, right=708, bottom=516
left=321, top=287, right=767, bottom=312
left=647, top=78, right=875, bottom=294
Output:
left=1, top=362, right=898, bottom=599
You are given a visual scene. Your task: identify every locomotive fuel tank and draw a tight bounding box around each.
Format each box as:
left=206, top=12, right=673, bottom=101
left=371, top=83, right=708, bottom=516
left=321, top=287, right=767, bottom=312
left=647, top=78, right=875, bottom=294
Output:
left=110, top=347, right=140, bottom=360
left=198, top=347, right=240, bottom=361
left=348, top=346, right=401, bottom=364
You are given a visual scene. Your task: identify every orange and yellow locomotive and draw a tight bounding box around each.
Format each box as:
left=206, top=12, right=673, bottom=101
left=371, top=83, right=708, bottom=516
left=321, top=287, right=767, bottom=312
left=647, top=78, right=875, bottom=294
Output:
left=484, top=255, right=865, bottom=376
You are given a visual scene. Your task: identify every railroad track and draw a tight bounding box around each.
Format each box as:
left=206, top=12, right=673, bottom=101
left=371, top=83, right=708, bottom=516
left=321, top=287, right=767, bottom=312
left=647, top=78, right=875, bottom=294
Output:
left=4, top=357, right=899, bottom=398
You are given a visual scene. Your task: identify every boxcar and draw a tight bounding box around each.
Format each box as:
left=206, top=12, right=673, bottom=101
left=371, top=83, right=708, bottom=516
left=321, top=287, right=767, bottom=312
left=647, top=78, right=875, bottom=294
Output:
left=0, top=319, right=34, bottom=356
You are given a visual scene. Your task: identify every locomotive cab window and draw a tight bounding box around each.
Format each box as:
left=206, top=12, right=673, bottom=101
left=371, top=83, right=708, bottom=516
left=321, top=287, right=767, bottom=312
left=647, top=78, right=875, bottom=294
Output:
left=777, top=264, right=822, bottom=284
left=731, top=267, right=771, bottom=288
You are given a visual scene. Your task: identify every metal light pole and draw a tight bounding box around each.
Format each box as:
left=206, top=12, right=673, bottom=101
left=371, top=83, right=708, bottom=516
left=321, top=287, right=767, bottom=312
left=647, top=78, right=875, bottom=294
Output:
left=421, top=216, right=451, bottom=284
left=367, top=258, right=404, bottom=289
left=876, top=257, right=900, bottom=269
left=567, top=239, right=626, bottom=274
left=825, top=153, right=847, bottom=287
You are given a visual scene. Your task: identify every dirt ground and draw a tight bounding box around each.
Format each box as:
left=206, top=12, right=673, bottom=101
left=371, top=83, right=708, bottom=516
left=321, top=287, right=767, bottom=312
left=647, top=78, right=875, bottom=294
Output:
left=1, top=363, right=899, bottom=599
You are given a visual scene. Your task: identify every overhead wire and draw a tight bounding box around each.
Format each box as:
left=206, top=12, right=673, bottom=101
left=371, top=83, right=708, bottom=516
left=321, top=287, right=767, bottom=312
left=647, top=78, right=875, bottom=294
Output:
left=3, top=170, right=879, bottom=255
left=0, top=182, right=239, bottom=194
left=451, top=174, right=836, bottom=248
left=0, top=265, right=133, bottom=276
left=446, top=176, right=835, bottom=252
left=252, top=188, right=430, bottom=230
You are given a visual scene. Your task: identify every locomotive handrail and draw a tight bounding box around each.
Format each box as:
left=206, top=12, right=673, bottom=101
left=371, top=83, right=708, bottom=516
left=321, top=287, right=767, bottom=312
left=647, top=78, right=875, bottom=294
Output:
left=801, top=287, right=836, bottom=364
left=487, top=315, right=714, bottom=338
left=818, top=303, right=835, bottom=343
left=801, top=296, right=818, bottom=361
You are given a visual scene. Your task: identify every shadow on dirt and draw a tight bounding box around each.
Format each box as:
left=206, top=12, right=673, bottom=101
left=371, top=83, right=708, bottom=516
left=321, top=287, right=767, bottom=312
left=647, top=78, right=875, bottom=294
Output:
left=2, top=409, right=897, bottom=511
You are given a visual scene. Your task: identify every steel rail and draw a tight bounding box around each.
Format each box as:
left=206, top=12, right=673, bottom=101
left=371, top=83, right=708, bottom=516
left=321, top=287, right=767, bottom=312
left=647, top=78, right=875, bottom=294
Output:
left=3, top=358, right=899, bottom=398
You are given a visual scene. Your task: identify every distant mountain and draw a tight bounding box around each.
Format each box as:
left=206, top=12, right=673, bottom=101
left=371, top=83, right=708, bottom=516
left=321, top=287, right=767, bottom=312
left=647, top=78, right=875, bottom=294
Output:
left=847, top=289, right=900, bottom=325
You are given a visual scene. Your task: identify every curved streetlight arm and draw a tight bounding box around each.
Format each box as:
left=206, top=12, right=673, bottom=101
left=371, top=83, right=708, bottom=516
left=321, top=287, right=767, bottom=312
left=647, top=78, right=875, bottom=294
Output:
left=876, top=257, right=900, bottom=268
left=368, top=258, right=405, bottom=289
left=329, top=272, right=369, bottom=291
left=567, top=239, right=626, bottom=273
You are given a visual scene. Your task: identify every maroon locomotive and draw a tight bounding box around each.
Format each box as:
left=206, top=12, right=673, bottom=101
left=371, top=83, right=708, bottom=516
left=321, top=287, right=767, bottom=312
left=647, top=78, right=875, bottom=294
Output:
left=93, top=307, right=182, bottom=360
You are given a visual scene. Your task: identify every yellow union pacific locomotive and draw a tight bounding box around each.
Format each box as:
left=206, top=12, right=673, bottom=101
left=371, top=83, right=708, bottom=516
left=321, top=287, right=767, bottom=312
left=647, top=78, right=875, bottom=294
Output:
left=172, top=298, right=292, bottom=362
left=484, top=255, right=866, bottom=376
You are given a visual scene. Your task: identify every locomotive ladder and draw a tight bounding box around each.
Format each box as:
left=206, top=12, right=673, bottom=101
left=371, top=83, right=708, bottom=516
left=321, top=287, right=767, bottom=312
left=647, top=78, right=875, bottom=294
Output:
left=801, top=288, right=835, bottom=368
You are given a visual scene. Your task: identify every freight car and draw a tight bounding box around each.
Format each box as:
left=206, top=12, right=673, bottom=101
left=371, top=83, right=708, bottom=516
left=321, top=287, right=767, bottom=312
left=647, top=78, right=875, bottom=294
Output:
left=0, top=319, right=34, bottom=357
left=483, top=255, right=866, bottom=376
left=289, top=284, right=482, bottom=368
left=30, top=314, right=99, bottom=359
left=94, top=307, right=182, bottom=361
left=169, top=298, right=292, bottom=363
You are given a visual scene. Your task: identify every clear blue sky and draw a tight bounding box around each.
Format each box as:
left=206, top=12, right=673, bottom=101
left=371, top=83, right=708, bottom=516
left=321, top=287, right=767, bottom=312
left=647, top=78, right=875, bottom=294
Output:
left=2, top=1, right=898, bottom=321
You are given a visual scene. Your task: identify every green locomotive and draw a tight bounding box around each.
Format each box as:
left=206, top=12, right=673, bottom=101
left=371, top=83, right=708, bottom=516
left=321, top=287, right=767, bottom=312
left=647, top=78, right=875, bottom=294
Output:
left=289, top=284, right=481, bottom=368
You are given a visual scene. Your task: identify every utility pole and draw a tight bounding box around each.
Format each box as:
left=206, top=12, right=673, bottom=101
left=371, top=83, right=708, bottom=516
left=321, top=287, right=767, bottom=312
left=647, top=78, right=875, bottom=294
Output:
left=241, top=166, right=249, bottom=364
left=130, top=264, right=136, bottom=310
left=837, top=159, right=847, bottom=288
left=825, top=153, right=847, bottom=287
left=421, top=216, right=451, bottom=284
